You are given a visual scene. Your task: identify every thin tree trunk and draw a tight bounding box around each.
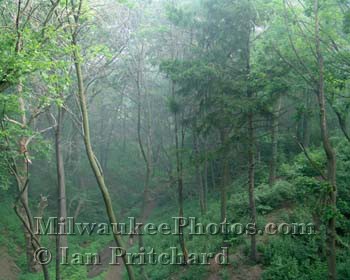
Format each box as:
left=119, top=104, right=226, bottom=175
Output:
left=13, top=200, right=50, bottom=280
left=14, top=3, right=41, bottom=270
left=202, top=142, right=208, bottom=213
left=8, top=2, right=52, bottom=278
left=314, top=1, right=337, bottom=279
left=122, top=102, right=127, bottom=150
left=55, top=106, right=67, bottom=280
left=247, top=108, right=257, bottom=262
left=269, top=96, right=281, bottom=186
left=303, top=91, right=311, bottom=148
left=172, top=83, right=188, bottom=264
left=16, top=83, right=41, bottom=273
left=98, top=109, right=106, bottom=170
left=210, top=159, right=216, bottom=190
left=193, top=129, right=205, bottom=215
left=219, top=130, right=229, bottom=224
left=136, top=50, right=150, bottom=280
left=71, top=29, right=136, bottom=280
left=15, top=8, right=37, bottom=267
left=246, top=21, right=257, bottom=262
left=221, top=156, right=228, bottom=223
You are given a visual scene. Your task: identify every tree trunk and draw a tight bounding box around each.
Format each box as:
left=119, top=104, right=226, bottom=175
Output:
left=55, top=106, right=67, bottom=280
left=269, top=96, right=281, bottom=186
left=219, top=130, right=229, bottom=224
left=303, top=91, right=311, bottom=148
left=136, top=51, right=151, bottom=279
left=16, top=83, right=40, bottom=273
left=210, top=159, right=216, bottom=190
left=12, top=87, right=50, bottom=280
left=247, top=108, right=257, bottom=262
left=221, top=156, right=228, bottom=223
left=193, top=129, right=205, bottom=215
left=314, top=1, right=337, bottom=279
left=13, top=5, right=38, bottom=271
left=246, top=22, right=257, bottom=262
left=71, top=30, right=136, bottom=280
left=202, top=138, right=208, bottom=213
left=172, top=83, right=188, bottom=264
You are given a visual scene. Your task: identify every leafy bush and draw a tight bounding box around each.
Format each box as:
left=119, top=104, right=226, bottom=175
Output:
left=255, top=180, right=295, bottom=213
left=261, top=231, right=328, bottom=280
left=262, top=256, right=302, bottom=280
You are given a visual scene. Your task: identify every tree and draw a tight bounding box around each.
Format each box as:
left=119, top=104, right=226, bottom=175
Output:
left=268, top=0, right=338, bottom=277
left=68, top=1, right=135, bottom=279
left=314, top=1, right=337, bottom=278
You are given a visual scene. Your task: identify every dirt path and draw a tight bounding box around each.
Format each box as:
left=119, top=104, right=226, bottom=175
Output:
left=207, top=249, right=262, bottom=280
left=87, top=199, right=157, bottom=280
left=105, top=249, right=123, bottom=280
left=0, top=247, right=20, bottom=280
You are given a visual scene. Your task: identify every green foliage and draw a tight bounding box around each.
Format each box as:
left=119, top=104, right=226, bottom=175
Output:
left=334, top=140, right=350, bottom=234
left=292, top=150, right=326, bottom=178
left=256, top=181, right=296, bottom=211
left=228, top=180, right=296, bottom=219
left=167, top=96, right=181, bottom=114
left=342, top=9, right=350, bottom=34
left=261, top=234, right=326, bottom=280
left=262, top=256, right=327, bottom=280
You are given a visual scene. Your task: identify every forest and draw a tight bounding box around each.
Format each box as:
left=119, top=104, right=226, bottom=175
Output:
left=1, top=0, right=350, bottom=279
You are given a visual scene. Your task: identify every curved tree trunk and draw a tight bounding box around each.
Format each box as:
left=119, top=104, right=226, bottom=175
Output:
left=71, top=9, right=135, bottom=278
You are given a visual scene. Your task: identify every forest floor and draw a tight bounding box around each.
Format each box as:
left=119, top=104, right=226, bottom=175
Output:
left=100, top=198, right=276, bottom=280
left=0, top=246, right=20, bottom=280
left=105, top=198, right=157, bottom=280
left=206, top=247, right=262, bottom=280
left=205, top=202, right=294, bottom=280
left=87, top=198, right=157, bottom=280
